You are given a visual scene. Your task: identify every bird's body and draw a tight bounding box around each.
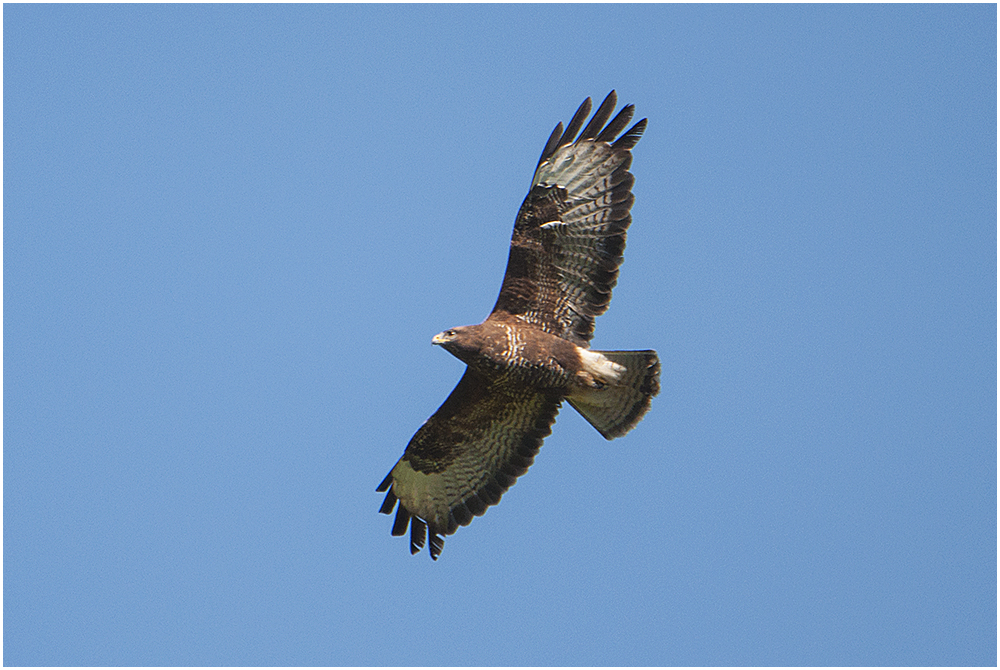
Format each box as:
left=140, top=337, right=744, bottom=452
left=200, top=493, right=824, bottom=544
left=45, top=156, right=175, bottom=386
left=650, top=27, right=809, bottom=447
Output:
left=434, top=322, right=586, bottom=389
left=377, top=92, right=659, bottom=559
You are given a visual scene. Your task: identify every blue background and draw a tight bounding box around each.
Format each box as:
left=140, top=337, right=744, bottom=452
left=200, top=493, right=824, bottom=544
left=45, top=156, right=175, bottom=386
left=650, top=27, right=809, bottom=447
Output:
left=5, top=4, right=996, bottom=666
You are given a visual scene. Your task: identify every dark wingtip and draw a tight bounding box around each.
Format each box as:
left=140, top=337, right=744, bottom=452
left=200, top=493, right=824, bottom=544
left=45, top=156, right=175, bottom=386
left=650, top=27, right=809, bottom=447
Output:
left=596, top=103, right=635, bottom=143
left=536, top=121, right=564, bottom=172
left=391, top=504, right=411, bottom=536
left=579, top=90, right=618, bottom=140
left=558, top=96, right=593, bottom=147
left=534, top=93, right=644, bottom=181
left=429, top=532, right=444, bottom=560
left=376, top=472, right=393, bottom=492
left=410, top=517, right=427, bottom=554
left=612, top=118, right=647, bottom=151
left=378, top=488, right=398, bottom=515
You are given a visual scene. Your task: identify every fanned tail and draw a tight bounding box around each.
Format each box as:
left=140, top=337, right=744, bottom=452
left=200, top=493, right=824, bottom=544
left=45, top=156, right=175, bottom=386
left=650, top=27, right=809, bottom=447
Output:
left=566, top=350, right=660, bottom=439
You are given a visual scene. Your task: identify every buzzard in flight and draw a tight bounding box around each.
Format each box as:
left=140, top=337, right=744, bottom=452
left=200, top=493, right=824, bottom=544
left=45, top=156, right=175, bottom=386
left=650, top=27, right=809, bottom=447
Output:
left=377, top=91, right=659, bottom=559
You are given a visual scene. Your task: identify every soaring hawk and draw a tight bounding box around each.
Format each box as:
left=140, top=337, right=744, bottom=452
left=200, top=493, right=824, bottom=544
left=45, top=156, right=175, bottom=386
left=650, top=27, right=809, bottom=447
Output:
left=376, top=91, right=660, bottom=559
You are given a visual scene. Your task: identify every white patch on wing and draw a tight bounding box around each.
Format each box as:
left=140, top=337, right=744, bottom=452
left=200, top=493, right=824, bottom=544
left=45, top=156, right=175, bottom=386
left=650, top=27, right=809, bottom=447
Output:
left=577, top=348, right=626, bottom=382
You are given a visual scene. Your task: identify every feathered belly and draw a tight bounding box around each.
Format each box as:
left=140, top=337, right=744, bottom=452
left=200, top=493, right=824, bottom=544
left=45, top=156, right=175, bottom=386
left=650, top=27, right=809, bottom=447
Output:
left=468, top=323, right=583, bottom=392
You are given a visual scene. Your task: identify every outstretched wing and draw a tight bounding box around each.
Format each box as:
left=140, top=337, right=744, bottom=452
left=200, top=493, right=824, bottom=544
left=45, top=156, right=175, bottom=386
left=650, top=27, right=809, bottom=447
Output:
left=489, top=91, right=647, bottom=346
left=376, top=369, right=561, bottom=560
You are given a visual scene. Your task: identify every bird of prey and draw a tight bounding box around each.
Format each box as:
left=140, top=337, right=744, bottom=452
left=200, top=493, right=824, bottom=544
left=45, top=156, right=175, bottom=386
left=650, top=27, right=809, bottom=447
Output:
left=376, top=91, right=659, bottom=560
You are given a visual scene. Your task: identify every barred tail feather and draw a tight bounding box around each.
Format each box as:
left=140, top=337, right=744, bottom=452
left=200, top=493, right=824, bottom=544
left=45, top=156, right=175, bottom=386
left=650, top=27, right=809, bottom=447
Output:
left=567, top=350, right=660, bottom=439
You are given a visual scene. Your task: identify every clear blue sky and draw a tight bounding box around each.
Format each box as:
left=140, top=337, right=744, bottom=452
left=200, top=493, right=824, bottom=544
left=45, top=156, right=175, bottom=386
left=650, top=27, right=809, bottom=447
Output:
left=5, top=4, right=996, bottom=666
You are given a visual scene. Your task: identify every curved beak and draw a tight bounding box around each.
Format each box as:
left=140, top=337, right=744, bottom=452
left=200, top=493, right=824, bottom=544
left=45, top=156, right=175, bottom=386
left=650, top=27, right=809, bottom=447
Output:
left=431, top=332, right=448, bottom=346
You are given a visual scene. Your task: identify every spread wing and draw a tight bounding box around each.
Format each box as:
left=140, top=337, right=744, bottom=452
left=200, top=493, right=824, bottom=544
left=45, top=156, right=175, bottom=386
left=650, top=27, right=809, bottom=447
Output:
left=489, top=91, right=647, bottom=346
left=376, top=369, right=561, bottom=560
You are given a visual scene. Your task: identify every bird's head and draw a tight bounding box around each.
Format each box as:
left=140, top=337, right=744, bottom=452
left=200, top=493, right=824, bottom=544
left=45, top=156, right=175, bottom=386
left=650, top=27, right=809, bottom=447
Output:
left=431, top=325, right=482, bottom=364
left=431, top=328, right=461, bottom=347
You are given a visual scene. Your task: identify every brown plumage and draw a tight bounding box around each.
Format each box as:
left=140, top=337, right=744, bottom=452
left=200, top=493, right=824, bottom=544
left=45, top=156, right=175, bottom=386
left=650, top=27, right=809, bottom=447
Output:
left=377, top=92, right=660, bottom=559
